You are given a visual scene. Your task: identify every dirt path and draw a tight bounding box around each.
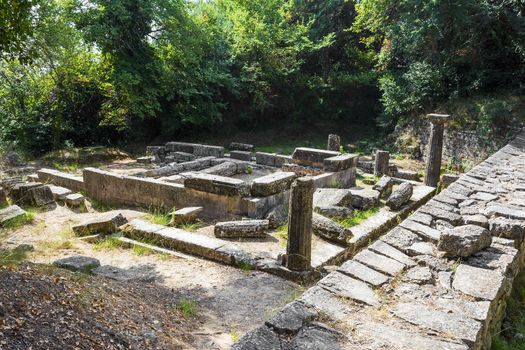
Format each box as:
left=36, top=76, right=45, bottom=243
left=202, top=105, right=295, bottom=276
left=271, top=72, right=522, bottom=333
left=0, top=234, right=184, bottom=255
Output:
left=1, top=205, right=301, bottom=349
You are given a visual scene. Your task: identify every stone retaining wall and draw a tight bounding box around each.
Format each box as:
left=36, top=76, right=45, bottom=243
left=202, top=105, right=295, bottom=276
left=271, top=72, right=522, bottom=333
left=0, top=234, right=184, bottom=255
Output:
left=37, top=168, right=85, bottom=193
left=233, top=131, right=525, bottom=350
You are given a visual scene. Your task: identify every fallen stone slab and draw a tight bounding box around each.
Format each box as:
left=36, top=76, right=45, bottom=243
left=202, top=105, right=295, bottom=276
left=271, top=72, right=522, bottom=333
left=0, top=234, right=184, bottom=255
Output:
left=143, top=157, right=215, bottom=177
left=193, top=144, right=224, bottom=158
left=230, top=150, right=252, bottom=161
left=200, top=161, right=239, bottom=177
left=400, top=219, right=441, bottom=242
left=231, top=325, right=282, bottom=350
left=9, top=182, right=54, bottom=206
left=393, top=169, right=419, bottom=181
left=292, top=147, right=340, bottom=168
left=323, top=154, right=358, bottom=172
left=337, top=259, right=389, bottom=287
left=172, top=151, right=195, bottom=162
left=386, top=182, right=413, bottom=210
left=403, top=266, right=433, bottom=284
left=136, top=156, right=153, bottom=164
left=488, top=217, right=525, bottom=239
left=373, top=175, right=393, bottom=199
left=484, top=204, right=525, bottom=220
left=437, top=225, right=492, bottom=258
left=92, top=264, right=157, bottom=282
left=265, top=302, right=317, bottom=334
left=314, top=206, right=352, bottom=219
left=380, top=226, right=421, bottom=251
left=53, top=255, right=100, bottom=273
left=452, top=264, right=506, bottom=300
left=255, top=152, right=277, bottom=167
left=214, top=219, right=269, bottom=238
left=289, top=323, right=345, bottom=350
left=251, top=172, right=296, bottom=197
left=65, top=193, right=85, bottom=207
left=183, top=172, right=250, bottom=197
left=312, top=213, right=353, bottom=245
left=318, top=271, right=379, bottom=306
left=169, top=207, right=203, bottom=225
left=72, top=212, right=128, bottom=236
left=349, top=188, right=379, bottom=210
left=313, top=188, right=352, bottom=208
left=230, top=142, right=254, bottom=152
left=0, top=205, right=27, bottom=227
left=393, top=302, right=483, bottom=346
left=49, top=185, right=73, bottom=201
left=406, top=242, right=434, bottom=256
left=471, top=192, right=498, bottom=202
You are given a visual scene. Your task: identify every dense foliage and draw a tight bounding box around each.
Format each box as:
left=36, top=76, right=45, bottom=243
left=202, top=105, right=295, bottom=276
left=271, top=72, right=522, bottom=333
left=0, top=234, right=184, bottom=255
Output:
left=0, top=0, right=523, bottom=155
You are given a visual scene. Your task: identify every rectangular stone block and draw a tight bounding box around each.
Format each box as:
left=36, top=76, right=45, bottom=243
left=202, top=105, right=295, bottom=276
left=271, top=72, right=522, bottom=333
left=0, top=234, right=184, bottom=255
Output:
left=256, top=152, right=277, bottom=167
left=229, top=142, right=254, bottom=152
left=183, top=172, right=250, bottom=197
left=230, top=150, right=252, bottom=161
left=0, top=205, right=27, bottom=227
left=292, top=147, right=340, bottom=167
left=275, top=155, right=293, bottom=167
left=37, top=168, right=85, bottom=192
left=251, top=172, right=296, bottom=197
left=165, top=141, right=195, bottom=153
left=214, top=219, right=269, bottom=238
left=323, top=154, right=359, bottom=172
left=193, top=144, right=224, bottom=158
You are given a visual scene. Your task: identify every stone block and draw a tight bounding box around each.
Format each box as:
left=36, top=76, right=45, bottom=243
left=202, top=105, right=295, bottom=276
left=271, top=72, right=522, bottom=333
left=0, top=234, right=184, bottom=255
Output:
left=373, top=175, right=393, bottom=199
left=313, top=188, right=352, bottom=208
left=37, top=168, right=85, bottom=192
left=442, top=173, right=460, bottom=185
left=274, top=155, right=292, bottom=167
left=265, top=302, right=317, bottom=334
left=230, top=142, right=254, bottom=152
left=230, top=150, right=252, bottom=161
left=314, top=206, right=352, bottom=219
left=72, top=212, right=128, bottom=236
left=53, top=256, right=100, bottom=273
left=256, top=152, right=277, bottom=167
left=282, top=163, right=324, bottom=176
left=183, top=172, right=250, bottom=197
left=323, top=154, right=358, bottom=172
left=337, top=260, right=389, bottom=287
left=452, top=264, right=506, bottom=301
left=327, top=134, right=341, bottom=151
left=318, top=271, right=379, bottom=306
left=386, top=182, right=413, bottom=210
left=65, top=193, right=85, bottom=207
left=0, top=205, right=27, bottom=227
left=437, top=225, right=492, bottom=258
left=200, top=161, right=239, bottom=177
left=165, top=141, right=195, bottom=153
left=354, top=249, right=405, bottom=276
left=393, top=169, right=420, bottom=181
left=169, top=207, right=203, bottom=224
left=251, top=172, right=296, bottom=197
left=312, top=213, right=353, bottom=245
left=292, top=147, right=339, bottom=168
left=193, top=144, right=224, bottom=158
left=488, top=217, right=525, bottom=239
left=214, top=219, right=269, bottom=238
left=463, top=214, right=489, bottom=228
left=136, top=156, right=153, bottom=164
left=49, top=185, right=73, bottom=201
left=349, top=188, right=379, bottom=210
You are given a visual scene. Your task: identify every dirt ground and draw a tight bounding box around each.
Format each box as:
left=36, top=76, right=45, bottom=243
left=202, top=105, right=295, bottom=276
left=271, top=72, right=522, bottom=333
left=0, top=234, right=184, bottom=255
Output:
left=0, top=204, right=301, bottom=349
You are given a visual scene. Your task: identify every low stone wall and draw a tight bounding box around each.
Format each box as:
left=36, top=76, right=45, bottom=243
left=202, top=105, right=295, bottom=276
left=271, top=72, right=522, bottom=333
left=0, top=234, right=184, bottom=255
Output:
left=37, top=168, right=85, bottom=193
left=233, top=131, right=525, bottom=350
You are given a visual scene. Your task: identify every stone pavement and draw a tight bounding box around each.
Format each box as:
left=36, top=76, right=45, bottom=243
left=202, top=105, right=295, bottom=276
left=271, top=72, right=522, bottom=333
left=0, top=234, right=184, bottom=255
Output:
left=232, top=131, right=525, bottom=350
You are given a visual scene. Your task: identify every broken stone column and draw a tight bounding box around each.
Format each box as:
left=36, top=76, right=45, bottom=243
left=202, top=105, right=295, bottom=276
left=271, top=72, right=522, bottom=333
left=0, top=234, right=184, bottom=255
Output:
left=424, top=114, right=450, bottom=187
left=374, top=150, right=390, bottom=176
left=327, top=134, right=341, bottom=152
left=286, top=177, right=314, bottom=271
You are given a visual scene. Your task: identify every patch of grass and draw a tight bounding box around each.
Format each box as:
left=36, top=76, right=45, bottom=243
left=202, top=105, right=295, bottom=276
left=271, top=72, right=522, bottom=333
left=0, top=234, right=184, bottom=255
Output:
left=329, top=178, right=342, bottom=189
left=148, top=207, right=173, bottom=226
left=178, top=221, right=204, bottom=232
left=336, top=207, right=380, bottom=228
left=90, top=198, right=113, bottom=212
left=238, top=261, right=252, bottom=273
left=52, top=162, right=80, bottom=173
left=0, top=245, right=32, bottom=267
left=492, top=271, right=525, bottom=349
left=132, top=244, right=153, bottom=256
left=93, top=234, right=123, bottom=251
left=47, top=240, right=77, bottom=251
left=275, top=224, right=288, bottom=247
left=174, top=299, right=198, bottom=319
left=245, top=165, right=253, bottom=174
left=1, top=210, right=35, bottom=229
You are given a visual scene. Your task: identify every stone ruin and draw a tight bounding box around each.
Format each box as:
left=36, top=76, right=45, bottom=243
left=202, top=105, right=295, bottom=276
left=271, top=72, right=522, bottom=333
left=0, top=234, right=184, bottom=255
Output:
left=2, top=114, right=524, bottom=349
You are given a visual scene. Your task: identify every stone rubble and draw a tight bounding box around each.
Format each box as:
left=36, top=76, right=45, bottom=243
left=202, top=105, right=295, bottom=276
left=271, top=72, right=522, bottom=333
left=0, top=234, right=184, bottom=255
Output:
left=386, top=182, right=413, bottom=210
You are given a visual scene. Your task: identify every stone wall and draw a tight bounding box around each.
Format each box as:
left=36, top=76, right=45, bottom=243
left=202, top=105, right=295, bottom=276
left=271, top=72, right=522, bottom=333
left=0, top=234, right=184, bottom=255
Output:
left=37, top=168, right=85, bottom=193
left=233, top=131, right=525, bottom=350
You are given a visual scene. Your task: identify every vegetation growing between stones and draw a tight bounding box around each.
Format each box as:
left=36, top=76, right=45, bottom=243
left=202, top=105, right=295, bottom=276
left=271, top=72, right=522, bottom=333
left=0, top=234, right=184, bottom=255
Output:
left=336, top=208, right=380, bottom=228
left=0, top=245, right=32, bottom=267
left=0, top=211, right=35, bottom=230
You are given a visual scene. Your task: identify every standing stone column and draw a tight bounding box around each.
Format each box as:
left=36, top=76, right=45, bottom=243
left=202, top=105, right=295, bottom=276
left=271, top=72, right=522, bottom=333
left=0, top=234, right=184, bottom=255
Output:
left=327, top=134, right=341, bottom=152
left=424, top=114, right=450, bottom=187
left=374, top=150, right=390, bottom=176
left=286, top=177, right=314, bottom=271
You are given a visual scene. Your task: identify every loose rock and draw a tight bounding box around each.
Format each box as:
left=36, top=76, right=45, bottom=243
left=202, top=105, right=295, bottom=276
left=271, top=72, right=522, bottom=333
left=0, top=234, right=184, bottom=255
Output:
left=312, top=213, right=353, bottom=245
left=386, top=182, right=413, bottom=210
left=72, top=212, right=128, bottom=236
left=53, top=256, right=101, bottom=273
left=214, top=219, right=269, bottom=238
left=373, top=175, right=393, bottom=199
left=437, top=224, right=492, bottom=258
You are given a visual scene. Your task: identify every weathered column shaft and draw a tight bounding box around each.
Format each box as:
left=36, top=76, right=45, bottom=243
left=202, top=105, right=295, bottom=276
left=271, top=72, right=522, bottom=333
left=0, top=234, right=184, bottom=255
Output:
left=374, top=150, right=390, bottom=176
left=327, top=134, right=341, bottom=152
left=424, top=114, right=450, bottom=187
left=286, top=177, right=314, bottom=271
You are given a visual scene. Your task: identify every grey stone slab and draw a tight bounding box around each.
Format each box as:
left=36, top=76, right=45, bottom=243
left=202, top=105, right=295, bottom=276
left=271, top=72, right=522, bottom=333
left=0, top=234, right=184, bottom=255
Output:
left=318, top=271, right=379, bottom=306
left=313, top=188, right=352, bottom=208
left=349, top=188, right=380, bottom=209
left=386, top=182, right=413, bottom=210
left=265, top=302, right=317, bottom=334
left=299, top=286, right=358, bottom=322
left=400, top=219, right=441, bottom=242
left=354, top=249, right=405, bottom=276
left=419, top=205, right=462, bottom=225
left=183, top=172, right=250, bottom=197
left=410, top=212, right=433, bottom=226
left=292, top=147, right=340, bottom=167
left=230, top=150, right=252, bottom=161
left=314, top=206, right=353, bottom=219
left=337, top=259, right=389, bottom=287
left=368, top=240, right=416, bottom=267
left=393, top=302, right=483, bottom=346
left=251, top=172, right=296, bottom=197
left=289, top=323, right=345, bottom=350
left=214, top=220, right=269, bottom=238
left=323, top=154, right=358, bottom=172
left=406, top=242, right=434, bottom=256
left=49, top=185, right=73, bottom=201
left=255, top=152, right=277, bottom=167
left=72, top=212, right=128, bottom=236
left=466, top=246, right=518, bottom=274
left=403, top=266, right=433, bottom=284
left=471, top=192, right=498, bottom=202
left=312, top=213, right=353, bottom=245
left=488, top=217, right=525, bottom=239
left=452, top=264, right=506, bottom=300
left=231, top=325, right=282, bottom=350
left=462, top=214, right=488, bottom=228
left=372, top=175, right=393, bottom=199
left=355, top=322, right=468, bottom=350
left=65, top=193, right=84, bottom=206
left=380, top=226, right=421, bottom=251
left=229, top=142, right=254, bottom=152
left=0, top=205, right=27, bottom=226
left=434, top=298, right=491, bottom=322
left=53, top=255, right=100, bottom=273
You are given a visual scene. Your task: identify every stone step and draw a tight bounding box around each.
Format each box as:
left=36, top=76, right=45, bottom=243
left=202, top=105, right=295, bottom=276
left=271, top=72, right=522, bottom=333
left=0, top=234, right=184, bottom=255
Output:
left=49, top=185, right=73, bottom=201
left=117, top=237, right=194, bottom=260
